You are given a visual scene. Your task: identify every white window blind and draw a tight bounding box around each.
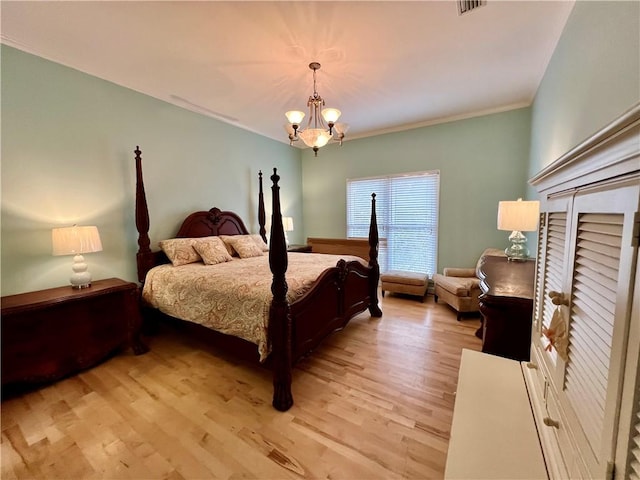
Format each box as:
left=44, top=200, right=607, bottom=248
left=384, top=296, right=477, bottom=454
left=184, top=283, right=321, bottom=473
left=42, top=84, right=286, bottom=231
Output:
left=347, top=171, right=439, bottom=276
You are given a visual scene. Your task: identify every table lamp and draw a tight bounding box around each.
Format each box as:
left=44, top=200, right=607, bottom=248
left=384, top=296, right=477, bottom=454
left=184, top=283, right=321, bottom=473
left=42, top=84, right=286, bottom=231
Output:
left=282, top=216, right=294, bottom=247
left=52, top=225, right=103, bottom=288
left=497, top=198, right=540, bottom=261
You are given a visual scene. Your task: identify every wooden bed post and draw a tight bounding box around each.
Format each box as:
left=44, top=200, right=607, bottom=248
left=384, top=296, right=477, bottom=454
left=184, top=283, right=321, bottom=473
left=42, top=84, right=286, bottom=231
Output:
left=258, top=170, right=267, bottom=244
left=368, top=193, right=383, bottom=317
left=135, top=146, right=152, bottom=284
left=268, top=168, right=294, bottom=411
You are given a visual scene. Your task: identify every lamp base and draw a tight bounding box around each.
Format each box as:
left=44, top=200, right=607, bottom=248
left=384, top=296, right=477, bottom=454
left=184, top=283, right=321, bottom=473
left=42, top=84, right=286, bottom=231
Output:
left=505, top=230, right=530, bottom=262
left=70, top=254, right=93, bottom=289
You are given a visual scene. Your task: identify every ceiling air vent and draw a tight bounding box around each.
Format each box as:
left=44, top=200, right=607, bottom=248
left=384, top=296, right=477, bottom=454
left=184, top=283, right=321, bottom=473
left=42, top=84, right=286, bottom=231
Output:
left=457, top=0, right=486, bottom=16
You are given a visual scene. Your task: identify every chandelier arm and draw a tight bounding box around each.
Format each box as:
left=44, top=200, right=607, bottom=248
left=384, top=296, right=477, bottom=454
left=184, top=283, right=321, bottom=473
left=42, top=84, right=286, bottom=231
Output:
left=302, top=99, right=313, bottom=131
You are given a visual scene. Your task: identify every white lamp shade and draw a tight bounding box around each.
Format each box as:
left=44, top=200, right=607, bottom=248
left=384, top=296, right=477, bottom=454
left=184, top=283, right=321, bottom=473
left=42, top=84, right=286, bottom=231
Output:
left=285, top=110, right=305, bottom=125
left=321, top=108, right=341, bottom=123
left=282, top=217, right=294, bottom=232
left=497, top=200, right=540, bottom=232
left=299, top=128, right=333, bottom=148
left=333, top=122, right=350, bottom=135
left=52, top=225, right=103, bottom=256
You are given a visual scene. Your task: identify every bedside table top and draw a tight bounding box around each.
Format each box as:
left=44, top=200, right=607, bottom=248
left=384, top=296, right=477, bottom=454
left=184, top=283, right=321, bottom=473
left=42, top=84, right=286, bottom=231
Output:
left=1, top=278, right=137, bottom=314
left=477, top=255, right=535, bottom=301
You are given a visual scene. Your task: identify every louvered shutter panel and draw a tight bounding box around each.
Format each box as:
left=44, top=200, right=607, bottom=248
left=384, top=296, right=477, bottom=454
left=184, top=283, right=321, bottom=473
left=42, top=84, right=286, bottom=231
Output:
left=624, top=252, right=640, bottom=480
left=563, top=213, right=623, bottom=457
left=542, top=212, right=567, bottom=333
left=628, top=399, right=640, bottom=479
left=533, top=213, right=546, bottom=331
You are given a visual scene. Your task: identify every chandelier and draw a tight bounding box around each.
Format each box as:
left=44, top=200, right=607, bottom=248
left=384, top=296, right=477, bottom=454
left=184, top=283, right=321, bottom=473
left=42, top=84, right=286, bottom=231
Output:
left=284, top=62, right=349, bottom=156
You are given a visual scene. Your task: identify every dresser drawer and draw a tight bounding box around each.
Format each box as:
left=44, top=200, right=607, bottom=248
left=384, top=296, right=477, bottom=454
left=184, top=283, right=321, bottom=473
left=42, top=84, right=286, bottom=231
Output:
left=543, top=388, right=586, bottom=479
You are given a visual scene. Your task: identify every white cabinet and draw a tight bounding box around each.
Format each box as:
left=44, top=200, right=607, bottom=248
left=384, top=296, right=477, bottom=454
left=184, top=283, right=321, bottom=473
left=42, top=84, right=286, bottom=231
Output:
left=527, top=104, right=640, bottom=479
left=445, top=350, right=547, bottom=480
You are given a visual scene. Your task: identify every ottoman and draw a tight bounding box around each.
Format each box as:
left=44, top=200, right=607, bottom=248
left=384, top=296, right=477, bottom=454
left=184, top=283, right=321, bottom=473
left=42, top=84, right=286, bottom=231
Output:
left=380, top=270, right=429, bottom=302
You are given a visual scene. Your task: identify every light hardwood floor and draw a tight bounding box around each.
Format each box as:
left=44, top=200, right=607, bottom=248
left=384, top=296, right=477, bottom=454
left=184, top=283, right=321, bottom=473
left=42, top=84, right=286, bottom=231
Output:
left=1, top=293, right=481, bottom=479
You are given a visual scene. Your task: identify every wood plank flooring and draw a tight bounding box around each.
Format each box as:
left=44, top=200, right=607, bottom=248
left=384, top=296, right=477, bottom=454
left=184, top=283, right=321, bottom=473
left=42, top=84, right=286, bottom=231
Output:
left=1, top=293, right=482, bottom=479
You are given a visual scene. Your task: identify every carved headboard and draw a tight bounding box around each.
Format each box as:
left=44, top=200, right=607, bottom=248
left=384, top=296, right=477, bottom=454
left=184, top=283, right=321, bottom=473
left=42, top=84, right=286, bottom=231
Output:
left=174, top=207, right=250, bottom=238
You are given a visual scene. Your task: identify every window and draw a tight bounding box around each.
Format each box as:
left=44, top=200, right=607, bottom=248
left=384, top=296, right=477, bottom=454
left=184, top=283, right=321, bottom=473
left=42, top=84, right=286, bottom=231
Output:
left=347, top=171, right=439, bottom=276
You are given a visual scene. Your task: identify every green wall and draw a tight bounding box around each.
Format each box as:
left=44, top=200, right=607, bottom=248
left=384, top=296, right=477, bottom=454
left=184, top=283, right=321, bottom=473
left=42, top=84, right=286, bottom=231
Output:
left=1, top=46, right=302, bottom=295
left=301, top=108, right=532, bottom=271
left=528, top=0, right=640, bottom=180
left=2, top=45, right=533, bottom=295
left=6, top=0, right=635, bottom=295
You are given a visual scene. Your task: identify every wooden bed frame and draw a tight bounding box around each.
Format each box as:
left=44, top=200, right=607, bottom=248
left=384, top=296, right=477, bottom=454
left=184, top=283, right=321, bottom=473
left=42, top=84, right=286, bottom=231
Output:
left=134, top=146, right=382, bottom=411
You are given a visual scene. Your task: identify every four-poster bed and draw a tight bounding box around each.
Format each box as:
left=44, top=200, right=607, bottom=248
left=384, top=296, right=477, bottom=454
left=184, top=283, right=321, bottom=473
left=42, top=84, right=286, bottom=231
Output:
left=134, top=146, right=382, bottom=411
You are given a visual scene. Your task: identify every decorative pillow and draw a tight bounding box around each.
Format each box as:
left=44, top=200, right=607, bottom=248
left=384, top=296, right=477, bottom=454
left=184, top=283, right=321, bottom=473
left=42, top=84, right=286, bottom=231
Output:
left=193, top=236, right=234, bottom=265
left=158, top=238, right=202, bottom=266
left=222, top=235, right=264, bottom=258
left=218, top=235, right=239, bottom=256
left=250, top=234, right=269, bottom=252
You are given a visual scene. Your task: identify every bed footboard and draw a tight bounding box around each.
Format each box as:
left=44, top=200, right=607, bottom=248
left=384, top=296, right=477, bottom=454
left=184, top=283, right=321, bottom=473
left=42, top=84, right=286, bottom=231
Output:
left=290, top=259, right=372, bottom=361
left=268, top=169, right=382, bottom=411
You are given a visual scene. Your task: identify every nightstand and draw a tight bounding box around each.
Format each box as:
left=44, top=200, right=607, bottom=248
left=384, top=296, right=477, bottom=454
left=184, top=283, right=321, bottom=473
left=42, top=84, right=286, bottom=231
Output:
left=287, top=244, right=312, bottom=253
left=1, top=278, right=148, bottom=390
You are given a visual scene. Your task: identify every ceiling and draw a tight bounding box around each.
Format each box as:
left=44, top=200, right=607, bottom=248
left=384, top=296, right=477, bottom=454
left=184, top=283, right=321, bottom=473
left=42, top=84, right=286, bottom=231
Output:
left=1, top=1, right=575, bottom=146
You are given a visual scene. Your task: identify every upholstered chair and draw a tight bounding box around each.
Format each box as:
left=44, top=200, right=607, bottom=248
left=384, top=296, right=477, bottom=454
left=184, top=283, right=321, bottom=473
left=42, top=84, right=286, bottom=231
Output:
left=433, top=248, right=503, bottom=320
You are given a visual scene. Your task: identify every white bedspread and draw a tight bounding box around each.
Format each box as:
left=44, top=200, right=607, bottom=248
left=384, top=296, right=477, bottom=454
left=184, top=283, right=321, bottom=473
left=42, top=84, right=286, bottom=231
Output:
left=142, top=252, right=366, bottom=361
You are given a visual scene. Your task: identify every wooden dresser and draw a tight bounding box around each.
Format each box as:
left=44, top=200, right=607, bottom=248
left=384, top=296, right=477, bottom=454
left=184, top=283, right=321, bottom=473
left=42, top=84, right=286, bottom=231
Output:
left=477, top=255, right=536, bottom=361
left=1, top=278, right=148, bottom=392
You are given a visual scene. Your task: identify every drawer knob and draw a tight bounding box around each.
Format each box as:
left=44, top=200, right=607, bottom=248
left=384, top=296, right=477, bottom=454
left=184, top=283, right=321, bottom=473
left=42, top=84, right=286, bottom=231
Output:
left=526, top=362, right=538, bottom=370
left=543, top=417, right=560, bottom=429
